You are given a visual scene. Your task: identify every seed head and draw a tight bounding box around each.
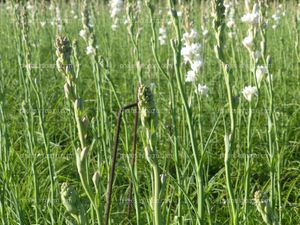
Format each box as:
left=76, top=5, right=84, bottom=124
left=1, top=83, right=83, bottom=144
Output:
left=138, top=85, right=157, bottom=129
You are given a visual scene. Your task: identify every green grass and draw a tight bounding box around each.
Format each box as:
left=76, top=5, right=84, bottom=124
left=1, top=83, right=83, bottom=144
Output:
left=0, top=1, right=300, bottom=224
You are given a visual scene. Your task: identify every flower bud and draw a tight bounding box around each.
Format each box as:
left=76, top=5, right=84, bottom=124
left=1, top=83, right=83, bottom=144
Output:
left=92, top=171, right=100, bottom=188
left=80, top=147, right=89, bottom=162
left=56, top=59, right=64, bottom=74
left=60, top=182, right=81, bottom=215
left=160, top=174, right=166, bottom=185
left=64, top=82, right=71, bottom=99
left=82, top=116, right=89, bottom=129
left=254, top=191, right=277, bottom=224
left=66, top=64, right=73, bottom=75
left=74, top=98, right=83, bottom=111
left=144, top=146, right=154, bottom=165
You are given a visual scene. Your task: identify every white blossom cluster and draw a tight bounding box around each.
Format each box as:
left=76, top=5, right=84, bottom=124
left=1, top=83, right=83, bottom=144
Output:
left=224, top=1, right=236, bottom=38
left=241, top=4, right=260, bottom=51
left=241, top=3, right=260, bottom=26
left=242, top=32, right=253, bottom=49
left=241, top=3, right=261, bottom=102
left=181, top=29, right=203, bottom=82
left=271, top=4, right=286, bottom=29
left=158, top=27, right=167, bottom=45
left=55, top=6, right=63, bottom=31
left=110, top=0, right=123, bottom=31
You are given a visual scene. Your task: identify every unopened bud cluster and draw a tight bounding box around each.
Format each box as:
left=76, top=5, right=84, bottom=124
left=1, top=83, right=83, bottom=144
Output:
left=254, top=191, right=278, bottom=225
left=138, top=85, right=157, bottom=129
left=55, top=36, right=74, bottom=80
left=56, top=36, right=89, bottom=162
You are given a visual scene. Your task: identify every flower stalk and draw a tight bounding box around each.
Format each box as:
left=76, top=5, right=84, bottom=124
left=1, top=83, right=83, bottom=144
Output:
left=212, top=1, right=238, bottom=224
left=61, top=183, right=87, bottom=225
left=168, top=1, right=204, bottom=222
left=138, top=85, right=163, bottom=225
left=55, top=36, right=101, bottom=225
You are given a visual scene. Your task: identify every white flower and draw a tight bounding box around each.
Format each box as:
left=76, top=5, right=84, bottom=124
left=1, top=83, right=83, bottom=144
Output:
left=111, top=23, right=118, bottom=31
left=168, top=10, right=182, bottom=17
left=159, top=36, right=166, bottom=45
left=241, top=4, right=260, bottom=25
left=79, top=29, right=87, bottom=39
left=137, top=0, right=142, bottom=13
left=272, top=14, right=280, bottom=22
left=242, top=33, right=253, bottom=49
left=159, top=27, right=166, bottom=35
left=40, top=22, right=46, bottom=27
left=186, top=70, right=197, bottom=82
left=191, top=43, right=202, bottom=53
left=181, top=45, right=194, bottom=63
left=224, top=2, right=232, bottom=9
left=242, top=86, right=258, bottom=102
left=241, top=13, right=259, bottom=25
left=241, top=13, right=254, bottom=23
left=264, top=19, right=269, bottom=28
left=181, top=28, right=203, bottom=77
left=26, top=3, right=34, bottom=10
left=191, top=60, right=203, bottom=73
left=202, top=29, right=208, bottom=36
left=182, top=29, right=198, bottom=43
left=226, top=20, right=235, bottom=28
left=189, top=29, right=198, bottom=39
left=158, top=27, right=167, bottom=45
left=195, top=84, right=208, bottom=96
left=254, top=51, right=262, bottom=59
left=111, top=7, right=121, bottom=18
left=86, top=46, right=95, bottom=56
left=110, top=0, right=123, bottom=30
left=110, top=0, right=123, bottom=17
left=256, top=66, right=268, bottom=85
left=181, top=43, right=202, bottom=63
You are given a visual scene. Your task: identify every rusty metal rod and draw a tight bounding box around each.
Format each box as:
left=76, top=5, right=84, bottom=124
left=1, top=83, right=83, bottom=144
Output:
left=104, top=102, right=137, bottom=225
left=127, top=93, right=139, bottom=216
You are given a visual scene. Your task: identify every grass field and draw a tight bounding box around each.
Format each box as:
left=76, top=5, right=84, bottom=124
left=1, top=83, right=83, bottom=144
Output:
left=0, top=0, right=300, bottom=224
